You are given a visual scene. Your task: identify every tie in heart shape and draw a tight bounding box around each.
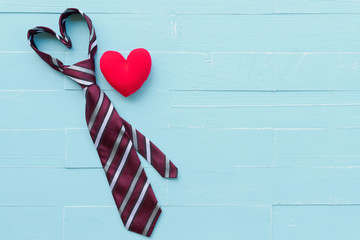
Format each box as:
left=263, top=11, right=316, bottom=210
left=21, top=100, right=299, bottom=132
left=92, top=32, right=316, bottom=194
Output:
left=27, top=8, right=98, bottom=77
left=100, top=49, right=152, bottom=97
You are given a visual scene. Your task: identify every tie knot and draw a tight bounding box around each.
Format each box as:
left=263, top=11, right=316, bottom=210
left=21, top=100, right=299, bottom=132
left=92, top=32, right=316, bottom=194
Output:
left=63, top=58, right=96, bottom=87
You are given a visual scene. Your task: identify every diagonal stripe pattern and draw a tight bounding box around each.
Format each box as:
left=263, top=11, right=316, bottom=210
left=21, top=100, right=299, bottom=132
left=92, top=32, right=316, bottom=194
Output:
left=27, top=8, right=178, bottom=237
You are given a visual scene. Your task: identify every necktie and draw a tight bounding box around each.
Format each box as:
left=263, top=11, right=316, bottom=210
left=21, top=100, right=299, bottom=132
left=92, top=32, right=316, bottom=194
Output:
left=27, top=8, right=178, bottom=237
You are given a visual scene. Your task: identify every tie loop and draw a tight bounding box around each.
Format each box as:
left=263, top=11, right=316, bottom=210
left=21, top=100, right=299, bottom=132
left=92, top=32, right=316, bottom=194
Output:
left=27, top=8, right=97, bottom=87
left=63, top=59, right=96, bottom=87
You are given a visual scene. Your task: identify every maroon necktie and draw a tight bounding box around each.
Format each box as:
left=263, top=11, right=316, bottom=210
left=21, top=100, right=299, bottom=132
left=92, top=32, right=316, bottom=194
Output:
left=27, top=8, right=178, bottom=237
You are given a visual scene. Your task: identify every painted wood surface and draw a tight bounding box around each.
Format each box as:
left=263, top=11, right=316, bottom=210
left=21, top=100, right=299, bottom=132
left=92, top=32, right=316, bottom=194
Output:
left=1, top=0, right=360, bottom=239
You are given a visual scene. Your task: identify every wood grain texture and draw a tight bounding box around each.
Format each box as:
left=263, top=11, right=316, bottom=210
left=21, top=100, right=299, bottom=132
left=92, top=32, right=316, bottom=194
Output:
left=174, top=14, right=360, bottom=52
left=170, top=91, right=360, bottom=128
left=168, top=167, right=360, bottom=205
left=0, top=168, right=167, bottom=205
left=0, top=206, right=63, bottom=240
left=274, top=128, right=360, bottom=167
left=1, top=1, right=360, bottom=239
left=0, top=0, right=65, bottom=12
left=66, top=0, right=274, bottom=14
left=273, top=205, right=360, bottom=239
left=63, top=206, right=271, bottom=240
left=0, top=129, right=64, bottom=167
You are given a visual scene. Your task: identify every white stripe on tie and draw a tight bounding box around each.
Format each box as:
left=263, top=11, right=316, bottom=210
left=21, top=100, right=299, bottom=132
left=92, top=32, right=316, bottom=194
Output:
left=145, top=137, right=151, bottom=164
left=68, top=76, right=93, bottom=86
left=51, top=57, right=63, bottom=72
left=88, top=90, right=104, bottom=130
left=110, top=141, right=133, bottom=190
left=94, top=104, right=114, bottom=148
left=90, top=27, right=94, bottom=41
left=142, top=205, right=160, bottom=236
left=132, top=127, right=138, bottom=151
left=104, top=125, right=125, bottom=172
left=165, top=156, right=170, bottom=178
left=125, top=181, right=150, bottom=230
left=67, top=65, right=95, bottom=75
left=119, top=165, right=143, bottom=213
left=90, top=40, right=97, bottom=51
left=51, top=57, right=58, bottom=66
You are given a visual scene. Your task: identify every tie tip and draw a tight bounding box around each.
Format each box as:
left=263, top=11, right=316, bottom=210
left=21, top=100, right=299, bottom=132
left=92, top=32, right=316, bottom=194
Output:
left=168, top=166, right=178, bottom=178
left=142, top=206, right=162, bottom=237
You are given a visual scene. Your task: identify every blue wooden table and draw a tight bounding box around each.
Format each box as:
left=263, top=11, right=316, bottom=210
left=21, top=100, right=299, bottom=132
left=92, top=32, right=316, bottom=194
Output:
left=1, top=1, right=360, bottom=239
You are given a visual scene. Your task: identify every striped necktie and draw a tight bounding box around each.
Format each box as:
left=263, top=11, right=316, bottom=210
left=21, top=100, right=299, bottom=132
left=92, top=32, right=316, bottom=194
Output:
left=27, top=8, right=178, bottom=237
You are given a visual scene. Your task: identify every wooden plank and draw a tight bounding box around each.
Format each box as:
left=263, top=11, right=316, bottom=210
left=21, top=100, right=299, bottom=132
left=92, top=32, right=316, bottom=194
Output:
left=272, top=205, right=360, bottom=240
left=0, top=168, right=167, bottom=205
left=156, top=206, right=271, bottom=240
left=116, top=127, right=360, bottom=170
left=0, top=129, right=64, bottom=167
left=105, top=90, right=169, bottom=129
left=273, top=53, right=360, bottom=90
left=81, top=14, right=172, bottom=52
left=150, top=128, right=273, bottom=169
left=0, top=91, right=85, bottom=129
left=63, top=206, right=271, bottom=240
left=0, top=53, right=65, bottom=90
left=170, top=90, right=360, bottom=106
left=67, top=0, right=273, bottom=14
left=4, top=13, right=172, bottom=52
left=274, top=128, right=360, bottom=167
left=170, top=91, right=360, bottom=128
left=151, top=52, right=273, bottom=91
left=168, top=167, right=360, bottom=205
left=275, top=0, right=360, bottom=13
left=0, top=0, right=273, bottom=13
left=209, top=53, right=275, bottom=90
left=2, top=14, right=68, bottom=52
left=0, top=0, right=65, bottom=12
left=65, top=129, right=99, bottom=168
left=175, top=14, right=360, bottom=52
left=0, top=206, right=62, bottom=240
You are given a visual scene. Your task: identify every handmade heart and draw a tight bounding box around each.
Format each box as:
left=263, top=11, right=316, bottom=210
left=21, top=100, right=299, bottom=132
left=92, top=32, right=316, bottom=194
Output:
left=100, top=49, right=152, bottom=97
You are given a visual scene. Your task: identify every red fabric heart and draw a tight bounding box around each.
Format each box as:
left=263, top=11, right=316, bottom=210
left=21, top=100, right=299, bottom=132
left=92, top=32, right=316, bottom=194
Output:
left=100, top=49, right=152, bottom=97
